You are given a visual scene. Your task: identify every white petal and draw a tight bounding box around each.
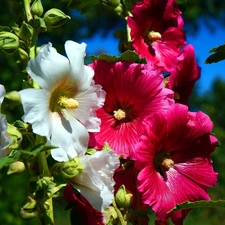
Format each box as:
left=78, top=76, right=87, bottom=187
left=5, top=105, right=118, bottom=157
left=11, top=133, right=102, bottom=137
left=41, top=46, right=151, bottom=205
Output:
left=27, top=43, right=70, bottom=90
left=50, top=110, right=89, bottom=162
left=19, top=88, right=52, bottom=137
left=0, top=84, right=5, bottom=105
left=0, top=114, right=10, bottom=157
left=72, top=150, right=120, bottom=211
left=65, top=41, right=93, bottom=89
left=71, top=84, right=106, bottom=132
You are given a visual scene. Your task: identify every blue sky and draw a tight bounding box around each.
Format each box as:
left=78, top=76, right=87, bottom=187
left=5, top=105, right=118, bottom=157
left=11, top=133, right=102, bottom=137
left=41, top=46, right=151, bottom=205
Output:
left=84, top=21, right=225, bottom=95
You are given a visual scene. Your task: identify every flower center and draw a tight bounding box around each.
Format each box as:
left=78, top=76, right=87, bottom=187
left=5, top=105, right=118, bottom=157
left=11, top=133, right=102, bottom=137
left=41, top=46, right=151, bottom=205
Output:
left=161, top=158, right=174, bottom=169
left=58, top=96, right=79, bottom=109
left=148, top=31, right=162, bottom=42
left=113, top=109, right=126, bottom=120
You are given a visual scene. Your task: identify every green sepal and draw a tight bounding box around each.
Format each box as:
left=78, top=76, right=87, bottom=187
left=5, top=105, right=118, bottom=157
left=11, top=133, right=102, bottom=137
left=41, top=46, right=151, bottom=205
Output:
left=0, top=151, right=20, bottom=169
left=168, top=200, right=225, bottom=213
left=205, top=43, right=225, bottom=64
left=86, top=147, right=97, bottom=155
left=102, top=142, right=112, bottom=150
left=90, top=50, right=146, bottom=63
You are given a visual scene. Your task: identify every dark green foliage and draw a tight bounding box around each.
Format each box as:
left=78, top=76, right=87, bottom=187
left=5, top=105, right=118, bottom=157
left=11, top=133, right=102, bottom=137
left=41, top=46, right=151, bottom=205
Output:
left=205, top=43, right=225, bottom=64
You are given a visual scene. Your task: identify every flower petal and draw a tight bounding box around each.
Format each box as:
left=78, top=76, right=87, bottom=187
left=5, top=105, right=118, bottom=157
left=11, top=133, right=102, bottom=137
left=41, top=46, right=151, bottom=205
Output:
left=27, top=43, right=70, bottom=90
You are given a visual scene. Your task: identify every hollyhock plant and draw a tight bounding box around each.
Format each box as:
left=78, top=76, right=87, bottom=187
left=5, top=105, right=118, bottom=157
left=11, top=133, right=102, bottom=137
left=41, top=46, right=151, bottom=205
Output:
left=19, top=41, right=105, bottom=162
left=90, top=60, right=174, bottom=159
left=67, top=150, right=120, bottom=212
left=165, top=44, right=201, bottom=105
left=135, top=104, right=218, bottom=224
left=0, top=84, right=11, bottom=157
left=127, top=0, right=186, bottom=72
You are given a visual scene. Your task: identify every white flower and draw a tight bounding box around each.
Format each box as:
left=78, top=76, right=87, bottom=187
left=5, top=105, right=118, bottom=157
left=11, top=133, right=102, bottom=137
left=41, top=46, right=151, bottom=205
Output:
left=0, top=84, right=10, bottom=157
left=19, top=41, right=106, bottom=162
left=70, top=150, right=120, bottom=211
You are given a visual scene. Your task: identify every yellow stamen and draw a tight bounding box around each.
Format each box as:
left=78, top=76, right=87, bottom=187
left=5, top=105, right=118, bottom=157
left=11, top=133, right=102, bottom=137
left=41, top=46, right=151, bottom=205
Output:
left=58, top=96, right=79, bottom=109
left=113, top=109, right=126, bottom=120
left=148, top=31, right=162, bottom=42
left=162, top=158, right=174, bottom=170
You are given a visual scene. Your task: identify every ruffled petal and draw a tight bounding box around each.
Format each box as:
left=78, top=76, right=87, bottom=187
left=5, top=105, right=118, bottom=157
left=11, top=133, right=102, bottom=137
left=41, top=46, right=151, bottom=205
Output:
left=0, top=114, right=10, bottom=157
left=71, top=150, right=119, bottom=211
left=0, top=84, right=5, bottom=105
left=27, top=43, right=70, bottom=90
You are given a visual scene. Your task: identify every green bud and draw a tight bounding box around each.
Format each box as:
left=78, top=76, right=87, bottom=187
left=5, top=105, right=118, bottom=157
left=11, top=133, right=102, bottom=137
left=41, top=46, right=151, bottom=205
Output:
left=20, top=197, right=37, bottom=220
left=7, top=123, right=22, bottom=149
left=5, top=90, right=21, bottom=108
left=104, top=206, right=118, bottom=224
left=61, top=157, right=83, bottom=179
left=100, top=0, right=120, bottom=8
left=31, top=0, right=44, bottom=17
left=115, top=185, right=133, bottom=209
left=18, top=22, right=34, bottom=41
left=44, top=8, right=71, bottom=28
left=0, top=32, right=19, bottom=55
left=7, top=161, right=25, bottom=175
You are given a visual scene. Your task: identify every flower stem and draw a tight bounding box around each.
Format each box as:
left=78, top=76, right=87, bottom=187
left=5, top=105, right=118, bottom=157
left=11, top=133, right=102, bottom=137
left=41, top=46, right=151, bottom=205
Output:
left=36, top=135, right=54, bottom=225
left=112, top=200, right=127, bottom=225
left=23, top=0, right=33, bottom=22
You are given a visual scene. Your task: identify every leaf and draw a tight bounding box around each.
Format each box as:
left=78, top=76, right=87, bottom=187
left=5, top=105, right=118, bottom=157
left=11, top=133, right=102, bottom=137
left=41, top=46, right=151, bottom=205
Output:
left=0, top=152, right=20, bottom=169
left=90, top=50, right=146, bottom=63
left=205, top=43, right=225, bottom=64
left=64, top=0, right=99, bottom=13
left=168, top=200, right=225, bottom=213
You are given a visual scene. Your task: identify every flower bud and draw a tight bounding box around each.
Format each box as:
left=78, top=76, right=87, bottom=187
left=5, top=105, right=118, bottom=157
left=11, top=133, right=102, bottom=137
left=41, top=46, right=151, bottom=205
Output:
left=20, top=196, right=37, bottom=220
left=5, top=90, right=22, bottom=109
left=115, top=185, right=133, bottom=209
left=7, top=161, right=25, bottom=175
left=0, top=32, right=19, bottom=55
left=104, top=206, right=118, bottom=224
left=31, top=0, right=44, bottom=17
left=18, top=47, right=29, bottom=62
left=18, top=22, right=34, bottom=41
left=61, top=157, right=83, bottom=179
left=43, top=8, right=70, bottom=28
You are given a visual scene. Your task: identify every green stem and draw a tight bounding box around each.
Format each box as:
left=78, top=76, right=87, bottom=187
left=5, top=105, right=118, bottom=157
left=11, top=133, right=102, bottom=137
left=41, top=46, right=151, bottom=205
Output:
left=36, top=135, right=54, bottom=225
left=112, top=200, right=127, bottom=225
left=23, top=0, right=33, bottom=22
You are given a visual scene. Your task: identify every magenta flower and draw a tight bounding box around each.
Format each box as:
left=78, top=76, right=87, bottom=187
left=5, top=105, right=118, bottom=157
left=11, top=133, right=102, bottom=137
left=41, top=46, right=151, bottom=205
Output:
left=90, top=60, right=173, bottom=160
left=127, top=0, right=186, bottom=72
left=166, top=44, right=201, bottom=105
left=135, top=104, right=218, bottom=224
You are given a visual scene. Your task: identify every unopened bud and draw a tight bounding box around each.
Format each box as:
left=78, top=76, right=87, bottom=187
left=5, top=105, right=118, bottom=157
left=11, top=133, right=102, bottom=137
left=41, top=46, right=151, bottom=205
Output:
left=115, top=185, right=133, bottom=209
left=18, top=22, right=33, bottom=41
left=31, top=0, right=44, bottom=17
left=20, top=196, right=37, bottom=220
left=61, top=157, right=83, bottom=179
left=7, top=161, right=25, bottom=175
left=44, top=8, right=70, bottom=28
left=104, top=206, right=118, bottom=224
left=0, top=32, right=19, bottom=55
left=18, top=47, right=29, bottom=62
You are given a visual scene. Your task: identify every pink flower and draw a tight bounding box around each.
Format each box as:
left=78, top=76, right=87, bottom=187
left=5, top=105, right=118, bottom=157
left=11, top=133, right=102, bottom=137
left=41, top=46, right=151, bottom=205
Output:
left=90, top=60, right=173, bottom=160
left=166, top=44, right=201, bottom=105
left=135, top=104, right=218, bottom=224
left=64, top=183, right=105, bottom=225
left=127, top=0, right=186, bottom=72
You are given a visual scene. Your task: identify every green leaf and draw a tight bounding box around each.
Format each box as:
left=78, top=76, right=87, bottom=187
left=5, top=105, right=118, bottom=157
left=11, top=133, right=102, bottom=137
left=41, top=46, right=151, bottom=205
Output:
left=89, top=50, right=146, bottom=63
left=0, top=151, right=20, bottom=169
left=169, top=200, right=225, bottom=213
left=205, top=43, right=225, bottom=64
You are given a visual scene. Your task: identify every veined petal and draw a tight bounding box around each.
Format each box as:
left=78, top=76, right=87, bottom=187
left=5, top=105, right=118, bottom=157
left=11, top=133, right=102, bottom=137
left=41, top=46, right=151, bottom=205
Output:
left=0, top=114, right=10, bottom=157
left=27, top=43, right=70, bottom=90
left=50, top=110, right=89, bottom=161
left=19, top=88, right=52, bottom=137
left=0, top=84, right=5, bottom=105
left=65, top=41, right=93, bottom=89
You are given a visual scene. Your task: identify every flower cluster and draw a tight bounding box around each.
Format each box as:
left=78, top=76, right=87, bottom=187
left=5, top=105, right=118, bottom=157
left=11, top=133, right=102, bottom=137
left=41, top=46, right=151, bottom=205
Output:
left=0, top=0, right=219, bottom=225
